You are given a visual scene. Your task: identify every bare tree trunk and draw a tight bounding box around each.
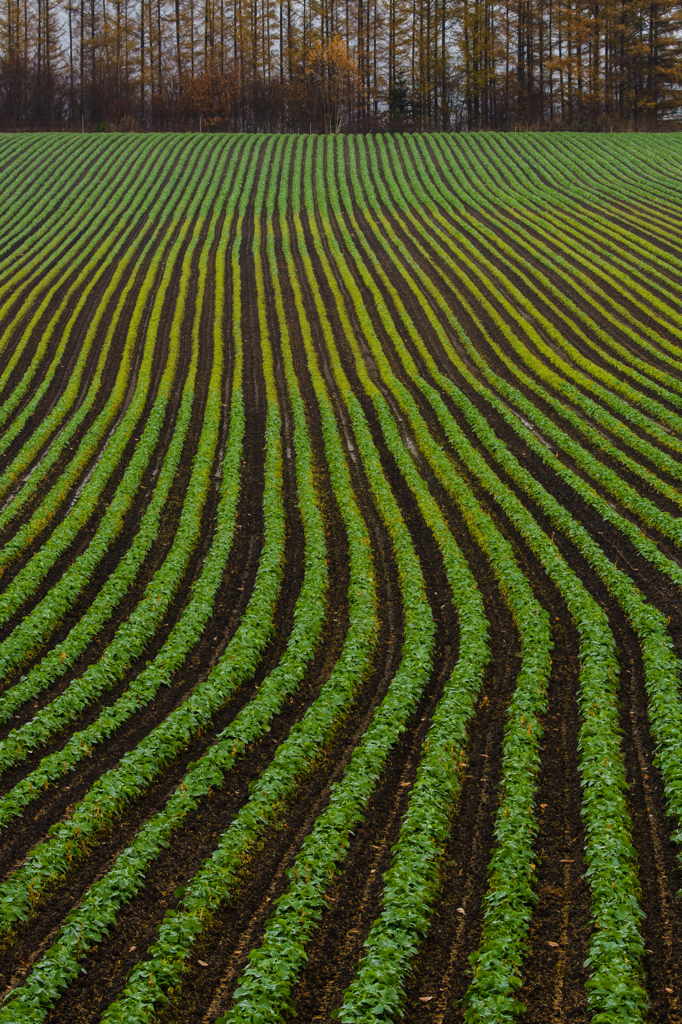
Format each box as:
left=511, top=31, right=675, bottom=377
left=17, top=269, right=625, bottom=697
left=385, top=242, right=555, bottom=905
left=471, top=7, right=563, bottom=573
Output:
left=189, top=0, right=194, bottom=76
left=140, top=0, right=145, bottom=117
left=80, top=0, right=85, bottom=114
left=157, top=0, right=162, bottom=98
left=69, top=5, right=75, bottom=111
left=91, top=0, right=96, bottom=115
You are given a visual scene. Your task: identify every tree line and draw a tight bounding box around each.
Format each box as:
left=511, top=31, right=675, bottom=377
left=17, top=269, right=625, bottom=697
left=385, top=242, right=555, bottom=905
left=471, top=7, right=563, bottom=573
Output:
left=0, top=0, right=680, bottom=130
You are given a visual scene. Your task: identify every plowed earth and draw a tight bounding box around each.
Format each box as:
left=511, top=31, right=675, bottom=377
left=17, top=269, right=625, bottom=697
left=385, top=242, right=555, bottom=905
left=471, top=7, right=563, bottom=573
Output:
left=1, top=132, right=682, bottom=1024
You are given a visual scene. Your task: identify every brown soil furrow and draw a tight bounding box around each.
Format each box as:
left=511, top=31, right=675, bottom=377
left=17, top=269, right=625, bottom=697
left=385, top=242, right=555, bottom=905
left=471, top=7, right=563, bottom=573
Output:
left=433, top=406, right=682, bottom=1017
left=408, top=329, right=682, bottom=1015
left=401, top=728, right=502, bottom=1023
left=423, top=142, right=682, bottom=362
left=279, top=146, right=507, bottom=1021
left=3, top=133, right=682, bottom=1024
left=0, top=137, right=207, bottom=488
left=45, top=431, right=391, bottom=1024
left=513, top=606, right=589, bottom=1024
left=331, top=156, right=597, bottom=1019
left=0, top=140, right=306, bottom=1018
left=381, top=140, right=682, bottom=458
left=0, top=155, right=265, bottom=879
left=0, top=155, right=221, bottom=700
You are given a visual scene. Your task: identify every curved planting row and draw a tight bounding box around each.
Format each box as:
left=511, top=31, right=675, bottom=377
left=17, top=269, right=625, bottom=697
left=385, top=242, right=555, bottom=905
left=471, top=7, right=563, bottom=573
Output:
left=0, top=132, right=680, bottom=1024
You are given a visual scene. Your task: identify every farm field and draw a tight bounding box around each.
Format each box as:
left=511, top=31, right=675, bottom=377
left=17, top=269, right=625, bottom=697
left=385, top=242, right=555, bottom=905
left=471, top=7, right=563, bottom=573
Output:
left=0, top=131, right=682, bottom=1024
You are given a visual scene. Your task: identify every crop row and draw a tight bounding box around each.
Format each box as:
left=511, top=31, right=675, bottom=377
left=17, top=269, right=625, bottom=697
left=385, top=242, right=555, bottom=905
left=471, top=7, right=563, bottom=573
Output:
left=0, top=134, right=680, bottom=1024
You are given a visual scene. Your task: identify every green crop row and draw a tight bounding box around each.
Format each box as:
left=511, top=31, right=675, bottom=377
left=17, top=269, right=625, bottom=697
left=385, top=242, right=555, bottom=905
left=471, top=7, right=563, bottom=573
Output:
left=0, top=137, right=129, bottom=325
left=93, top=133, right=376, bottom=1024
left=0, top=142, right=251, bottom=804
left=438, top=137, right=682, bottom=433
left=425, top=134, right=682, bottom=407
left=398, top=138, right=682, bottom=470
left=345, top=135, right=649, bottom=1020
left=383, top=135, right=682, bottom=810
left=325, top=134, right=555, bottom=1019
left=436, top=134, right=682, bottom=360
left=381, top=137, right=682, bottom=565
left=0, top=135, right=196, bottom=504
left=0, top=136, right=120, bottom=277
left=1, top=133, right=680, bottom=1024
left=218, top=134, right=436, bottom=1024
left=399, top=138, right=682, bottom=485
left=0, top=133, right=64, bottom=237
left=0, top=148, right=215, bottom=700
left=0, top=137, right=321, bottom=1024
left=0, top=138, right=174, bottom=472
left=378, top=134, right=682, bottom=530
left=0, top=142, right=270, bottom=945
left=0, top=136, right=213, bottom=556
left=319, top=135, right=555, bottom=1023
left=0, top=137, right=164, bottom=426
left=99, top=132, right=364, bottom=1023
left=387, top=143, right=682, bottom=990
left=8, top=134, right=377, bottom=1024
left=0, top=140, right=226, bottom=691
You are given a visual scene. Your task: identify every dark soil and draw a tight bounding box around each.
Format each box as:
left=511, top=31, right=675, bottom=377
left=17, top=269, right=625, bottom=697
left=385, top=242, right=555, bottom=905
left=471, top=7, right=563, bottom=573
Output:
left=2, top=134, right=681, bottom=1024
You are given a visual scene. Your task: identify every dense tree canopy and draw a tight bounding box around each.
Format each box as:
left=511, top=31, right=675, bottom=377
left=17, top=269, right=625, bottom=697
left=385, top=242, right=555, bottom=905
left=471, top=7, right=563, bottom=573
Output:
left=0, top=0, right=680, bottom=130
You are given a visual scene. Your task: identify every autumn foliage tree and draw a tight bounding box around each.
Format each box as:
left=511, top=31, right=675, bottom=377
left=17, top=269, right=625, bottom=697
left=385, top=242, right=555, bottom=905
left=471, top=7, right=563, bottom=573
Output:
left=305, top=35, right=361, bottom=130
